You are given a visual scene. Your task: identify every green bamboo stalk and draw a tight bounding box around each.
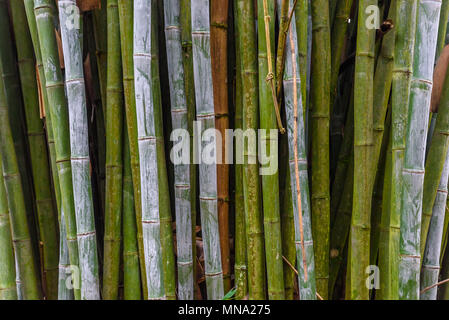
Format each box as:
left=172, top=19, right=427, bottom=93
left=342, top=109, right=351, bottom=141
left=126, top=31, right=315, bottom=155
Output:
left=421, top=53, right=449, bottom=257
left=59, top=0, right=101, bottom=300
left=133, top=0, right=165, bottom=300
left=152, top=0, right=176, bottom=300
left=233, top=0, right=247, bottom=299
left=34, top=0, right=81, bottom=300
left=163, top=0, right=194, bottom=300
left=310, top=0, right=331, bottom=298
left=295, top=0, right=308, bottom=117
left=0, top=0, right=38, bottom=265
left=282, top=0, right=317, bottom=299
left=0, top=67, right=41, bottom=300
left=420, top=149, right=449, bottom=300
left=123, top=129, right=141, bottom=300
left=399, top=0, right=441, bottom=300
left=0, top=159, right=17, bottom=300
left=330, top=0, right=354, bottom=109
left=190, top=0, right=224, bottom=300
left=93, top=0, right=108, bottom=113
left=103, top=0, right=124, bottom=300
left=9, top=0, right=59, bottom=299
left=438, top=235, right=449, bottom=299
left=383, top=0, right=418, bottom=300
left=350, top=0, right=376, bottom=300
left=258, top=0, right=284, bottom=300
left=236, top=0, right=266, bottom=300
left=436, top=0, right=449, bottom=59
left=180, top=0, right=198, bottom=300
left=117, top=0, right=148, bottom=299
left=275, top=0, right=290, bottom=100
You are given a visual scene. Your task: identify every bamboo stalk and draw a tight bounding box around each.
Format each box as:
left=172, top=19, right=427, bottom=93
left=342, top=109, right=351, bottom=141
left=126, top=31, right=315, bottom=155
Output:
left=152, top=0, right=176, bottom=300
left=210, top=0, right=231, bottom=293
left=35, top=0, right=84, bottom=300
left=258, top=0, right=285, bottom=300
left=103, top=0, right=124, bottom=300
left=350, top=0, right=376, bottom=300
left=233, top=0, right=247, bottom=300
left=163, top=0, right=194, bottom=300
left=93, top=0, right=107, bottom=113
left=235, top=0, right=265, bottom=299
left=420, top=149, right=449, bottom=300
left=122, top=129, right=141, bottom=300
left=387, top=0, right=418, bottom=300
left=436, top=0, right=449, bottom=59
left=191, top=0, right=224, bottom=300
left=9, top=0, right=59, bottom=299
left=133, top=0, right=166, bottom=300
left=59, top=0, right=101, bottom=300
left=275, top=0, right=290, bottom=101
left=310, top=0, right=331, bottom=298
left=0, top=66, right=41, bottom=300
left=399, top=0, right=441, bottom=300
left=0, top=158, right=17, bottom=300
left=180, top=0, right=198, bottom=300
left=117, top=0, right=148, bottom=299
left=282, top=0, right=317, bottom=299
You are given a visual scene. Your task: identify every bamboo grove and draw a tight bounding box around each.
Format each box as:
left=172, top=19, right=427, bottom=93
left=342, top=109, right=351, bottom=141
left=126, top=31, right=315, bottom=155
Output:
left=2, top=0, right=449, bottom=301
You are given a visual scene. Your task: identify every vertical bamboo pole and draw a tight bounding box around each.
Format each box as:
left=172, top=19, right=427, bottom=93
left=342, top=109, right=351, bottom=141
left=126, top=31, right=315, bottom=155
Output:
left=295, top=0, right=308, bottom=117
left=163, top=0, right=194, bottom=300
left=117, top=0, right=148, bottom=299
left=59, top=0, right=101, bottom=300
left=310, top=0, right=331, bottom=299
left=210, top=0, right=231, bottom=293
left=34, top=0, right=81, bottom=300
left=258, top=0, right=285, bottom=300
left=282, top=0, right=317, bottom=300
left=399, top=0, right=441, bottom=300
left=191, top=0, right=224, bottom=300
left=235, top=0, right=266, bottom=300
left=0, top=159, right=17, bottom=300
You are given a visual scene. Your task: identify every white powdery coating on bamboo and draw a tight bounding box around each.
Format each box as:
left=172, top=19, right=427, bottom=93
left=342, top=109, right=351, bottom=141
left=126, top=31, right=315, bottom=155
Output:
left=163, top=0, right=194, bottom=300
left=279, top=0, right=316, bottom=300
left=134, top=0, right=165, bottom=300
left=399, top=0, right=442, bottom=300
left=420, top=149, right=449, bottom=299
left=58, top=207, right=74, bottom=300
left=191, top=0, right=224, bottom=300
left=59, top=0, right=100, bottom=300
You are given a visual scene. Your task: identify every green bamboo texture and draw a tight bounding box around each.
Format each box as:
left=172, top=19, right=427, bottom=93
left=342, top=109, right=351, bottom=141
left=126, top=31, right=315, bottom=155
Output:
left=122, top=129, right=141, bottom=300
left=133, top=0, right=165, bottom=300
left=180, top=0, right=198, bottom=300
left=275, top=0, right=290, bottom=100
left=388, top=0, right=417, bottom=300
left=22, top=0, right=73, bottom=300
left=191, top=0, right=224, bottom=300
left=34, top=0, right=82, bottom=301
left=0, top=0, right=37, bottom=248
left=310, top=0, right=331, bottom=299
left=0, top=67, right=41, bottom=300
left=295, top=0, right=308, bottom=117
left=399, top=0, right=441, bottom=300
left=436, top=0, right=449, bottom=59
left=420, top=47, right=449, bottom=257
left=350, top=0, right=376, bottom=300
left=282, top=0, right=317, bottom=300
left=117, top=0, right=148, bottom=299
left=0, top=159, right=17, bottom=300
left=163, top=0, right=194, bottom=300
left=258, top=0, right=284, bottom=300
left=104, top=0, right=124, bottom=300
left=420, top=149, right=449, bottom=300
left=151, top=0, right=176, bottom=300
left=233, top=0, right=248, bottom=300
left=235, top=0, right=266, bottom=300
left=93, top=0, right=108, bottom=112
left=9, top=0, right=59, bottom=299
left=59, top=0, right=101, bottom=300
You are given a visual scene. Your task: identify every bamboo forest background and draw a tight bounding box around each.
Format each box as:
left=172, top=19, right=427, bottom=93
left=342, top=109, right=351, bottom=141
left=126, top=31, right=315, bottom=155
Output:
left=2, top=0, right=449, bottom=301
